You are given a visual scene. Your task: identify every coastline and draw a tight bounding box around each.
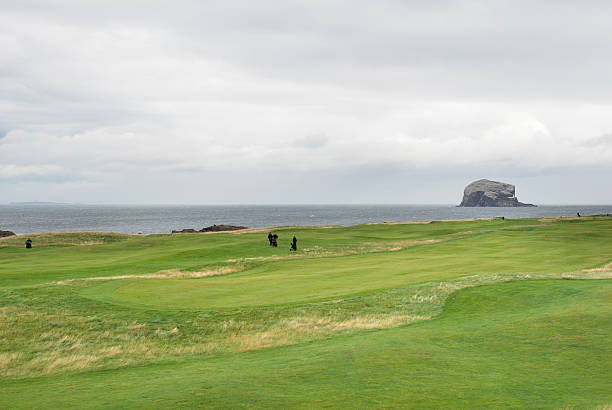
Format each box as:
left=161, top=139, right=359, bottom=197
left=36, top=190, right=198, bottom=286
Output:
left=2, top=214, right=610, bottom=237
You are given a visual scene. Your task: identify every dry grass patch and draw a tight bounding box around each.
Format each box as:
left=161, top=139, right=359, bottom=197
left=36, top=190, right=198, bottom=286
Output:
left=55, top=265, right=244, bottom=285
left=582, top=262, right=612, bottom=273
left=0, top=352, right=23, bottom=368
left=562, top=271, right=612, bottom=279
left=282, top=314, right=429, bottom=331
left=2, top=269, right=610, bottom=378
left=43, top=354, right=100, bottom=374
left=0, top=232, right=130, bottom=247
left=221, top=314, right=419, bottom=352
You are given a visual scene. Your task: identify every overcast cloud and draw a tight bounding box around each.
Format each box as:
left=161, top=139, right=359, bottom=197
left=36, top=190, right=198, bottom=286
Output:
left=1, top=0, right=611, bottom=204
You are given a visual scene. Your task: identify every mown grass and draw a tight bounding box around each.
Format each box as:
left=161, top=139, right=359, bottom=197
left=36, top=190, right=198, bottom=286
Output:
left=0, top=216, right=611, bottom=408
left=1, top=280, right=610, bottom=409
left=0, top=218, right=538, bottom=288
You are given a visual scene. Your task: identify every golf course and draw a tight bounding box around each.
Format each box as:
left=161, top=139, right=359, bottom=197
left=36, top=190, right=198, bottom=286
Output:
left=1, top=216, right=611, bottom=408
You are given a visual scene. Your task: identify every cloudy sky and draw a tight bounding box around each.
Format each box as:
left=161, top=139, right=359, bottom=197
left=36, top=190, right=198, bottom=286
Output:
left=1, top=0, right=611, bottom=204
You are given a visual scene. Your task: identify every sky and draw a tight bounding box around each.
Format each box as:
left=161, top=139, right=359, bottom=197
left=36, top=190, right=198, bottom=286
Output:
left=1, top=0, right=611, bottom=204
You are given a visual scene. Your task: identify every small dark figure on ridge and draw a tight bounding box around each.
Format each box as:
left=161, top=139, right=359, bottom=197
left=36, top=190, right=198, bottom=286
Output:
left=267, top=232, right=273, bottom=246
left=577, top=212, right=581, bottom=217
left=290, top=236, right=297, bottom=252
left=272, top=233, right=278, bottom=247
left=25, top=239, right=32, bottom=249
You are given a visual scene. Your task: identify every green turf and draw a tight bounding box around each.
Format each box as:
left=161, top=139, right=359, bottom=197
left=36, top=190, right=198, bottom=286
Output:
left=81, top=218, right=612, bottom=309
left=2, top=280, right=610, bottom=409
left=0, top=216, right=611, bottom=408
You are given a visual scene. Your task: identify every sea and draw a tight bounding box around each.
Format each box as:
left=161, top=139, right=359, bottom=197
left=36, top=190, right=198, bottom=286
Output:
left=1, top=204, right=611, bottom=235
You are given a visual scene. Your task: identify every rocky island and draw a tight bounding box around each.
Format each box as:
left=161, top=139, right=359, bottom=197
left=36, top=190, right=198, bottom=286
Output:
left=459, top=179, right=536, bottom=207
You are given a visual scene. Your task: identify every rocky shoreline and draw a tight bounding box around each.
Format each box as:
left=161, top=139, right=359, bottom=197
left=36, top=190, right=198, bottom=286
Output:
left=171, top=224, right=247, bottom=234
left=0, top=230, right=16, bottom=238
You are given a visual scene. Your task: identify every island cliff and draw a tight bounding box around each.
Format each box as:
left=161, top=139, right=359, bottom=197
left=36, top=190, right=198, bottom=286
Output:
left=459, top=179, right=536, bottom=207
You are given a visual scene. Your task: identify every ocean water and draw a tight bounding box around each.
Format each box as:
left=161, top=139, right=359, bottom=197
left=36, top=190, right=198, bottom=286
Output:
left=1, top=204, right=611, bottom=235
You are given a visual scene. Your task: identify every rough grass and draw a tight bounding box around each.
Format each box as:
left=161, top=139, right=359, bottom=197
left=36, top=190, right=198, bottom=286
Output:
left=0, top=217, right=611, bottom=408
left=1, top=269, right=609, bottom=378
left=54, top=265, right=245, bottom=285
left=0, top=232, right=130, bottom=248
left=1, top=279, right=610, bottom=409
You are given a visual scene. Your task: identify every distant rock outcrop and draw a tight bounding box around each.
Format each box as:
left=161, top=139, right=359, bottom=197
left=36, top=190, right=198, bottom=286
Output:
left=459, top=179, right=536, bottom=207
left=199, top=224, right=247, bottom=232
left=171, top=228, right=198, bottom=234
left=171, top=224, right=247, bottom=234
left=0, top=230, right=16, bottom=238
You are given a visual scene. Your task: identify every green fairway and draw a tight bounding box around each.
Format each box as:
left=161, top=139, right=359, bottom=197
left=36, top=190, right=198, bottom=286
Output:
left=2, top=280, right=611, bottom=409
left=1, top=217, right=611, bottom=408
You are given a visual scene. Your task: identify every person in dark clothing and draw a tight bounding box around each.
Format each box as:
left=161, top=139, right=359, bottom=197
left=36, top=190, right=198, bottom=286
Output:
left=25, top=239, right=32, bottom=249
left=290, top=235, right=297, bottom=251
left=272, top=233, right=279, bottom=247
left=577, top=212, right=581, bottom=217
left=267, top=232, right=273, bottom=246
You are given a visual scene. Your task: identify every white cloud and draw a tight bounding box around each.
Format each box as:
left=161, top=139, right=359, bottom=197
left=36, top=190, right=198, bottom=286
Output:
left=1, top=1, right=612, bottom=203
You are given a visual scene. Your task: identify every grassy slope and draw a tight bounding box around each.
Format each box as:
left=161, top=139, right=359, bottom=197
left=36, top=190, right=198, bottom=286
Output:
left=84, top=218, right=612, bottom=309
left=2, top=280, right=610, bottom=409
left=0, top=217, right=611, bottom=408
left=0, top=218, right=539, bottom=288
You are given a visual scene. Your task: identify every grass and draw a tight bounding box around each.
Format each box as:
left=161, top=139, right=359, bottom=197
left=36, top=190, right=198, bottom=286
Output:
left=0, top=216, right=611, bottom=408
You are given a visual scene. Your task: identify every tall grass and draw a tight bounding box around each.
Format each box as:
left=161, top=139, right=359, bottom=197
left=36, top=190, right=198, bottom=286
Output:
left=1, top=268, right=609, bottom=378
